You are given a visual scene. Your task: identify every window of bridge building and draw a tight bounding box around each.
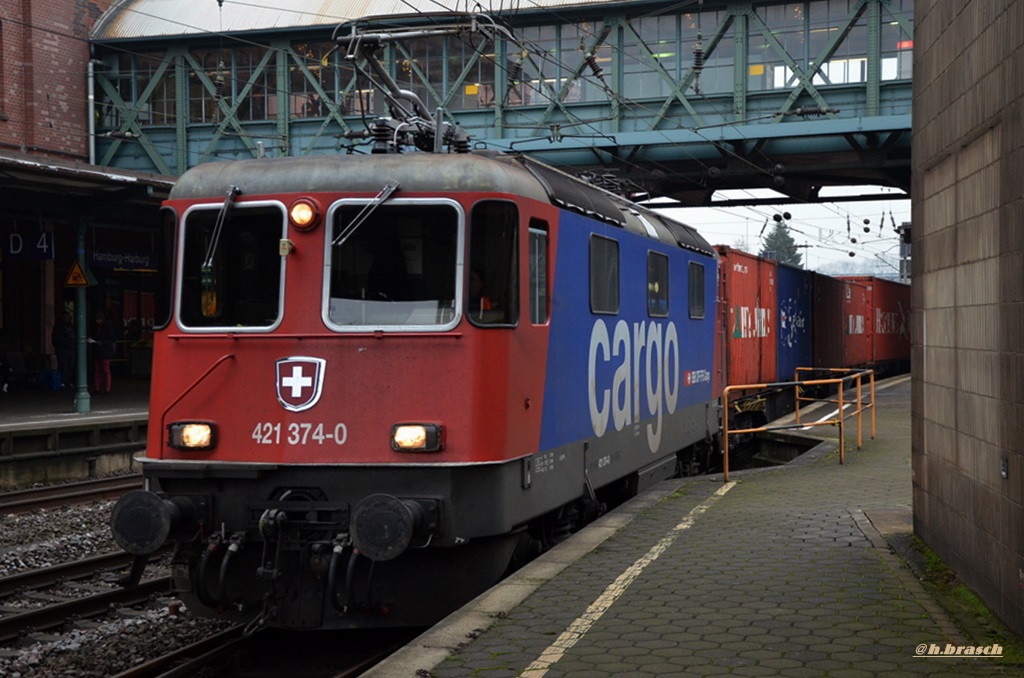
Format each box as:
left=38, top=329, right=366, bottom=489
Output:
left=188, top=51, right=222, bottom=123
left=187, top=47, right=277, bottom=124
left=233, top=46, right=276, bottom=121
left=623, top=15, right=677, bottom=101
left=513, top=25, right=561, bottom=106
left=806, top=1, right=868, bottom=88
left=395, top=35, right=445, bottom=115
left=559, top=22, right=613, bottom=103
left=747, top=1, right=904, bottom=91
left=880, top=1, right=914, bottom=81
left=447, top=34, right=498, bottom=110
left=751, top=3, right=811, bottom=91
left=99, top=52, right=176, bottom=129
left=289, top=42, right=358, bottom=119
left=513, top=24, right=613, bottom=106
left=802, top=0, right=868, bottom=87
left=681, top=10, right=734, bottom=95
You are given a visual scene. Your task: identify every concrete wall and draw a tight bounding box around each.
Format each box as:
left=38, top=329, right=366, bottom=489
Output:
left=912, top=0, right=1024, bottom=636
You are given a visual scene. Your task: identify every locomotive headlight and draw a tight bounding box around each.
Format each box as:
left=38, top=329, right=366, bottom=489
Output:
left=288, top=197, right=321, bottom=231
left=391, top=424, right=444, bottom=452
left=167, top=421, right=217, bottom=451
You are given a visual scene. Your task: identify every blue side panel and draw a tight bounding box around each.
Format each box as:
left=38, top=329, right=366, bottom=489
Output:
left=539, top=211, right=717, bottom=456
left=776, top=264, right=813, bottom=381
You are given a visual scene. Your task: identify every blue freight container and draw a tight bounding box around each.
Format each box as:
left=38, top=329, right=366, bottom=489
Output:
left=775, top=264, right=813, bottom=382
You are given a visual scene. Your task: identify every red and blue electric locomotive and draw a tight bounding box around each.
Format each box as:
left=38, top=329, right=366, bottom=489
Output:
left=109, top=14, right=909, bottom=633
left=109, top=143, right=722, bottom=629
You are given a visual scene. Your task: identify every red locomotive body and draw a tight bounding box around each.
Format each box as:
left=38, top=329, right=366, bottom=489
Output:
left=110, top=151, right=722, bottom=630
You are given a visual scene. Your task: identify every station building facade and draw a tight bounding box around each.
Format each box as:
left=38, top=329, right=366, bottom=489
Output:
left=912, top=0, right=1024, bottom=640
left=0, top=0, right=169, bottom=385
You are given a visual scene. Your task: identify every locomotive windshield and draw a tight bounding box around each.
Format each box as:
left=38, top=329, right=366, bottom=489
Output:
left=327, top=201, right=460, bottom=329
left=178, top=203, right=284, bottom=329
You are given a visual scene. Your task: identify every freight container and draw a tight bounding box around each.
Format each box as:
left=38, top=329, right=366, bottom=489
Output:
left=776, top=264, right=813, bottom=382
left=716, top=247, right=777, bottom=386
left=840, top=276, right=911, bottom=371
left=812, top=273, right=844, bottom=369
left=843, top=279, right=872, bottom=367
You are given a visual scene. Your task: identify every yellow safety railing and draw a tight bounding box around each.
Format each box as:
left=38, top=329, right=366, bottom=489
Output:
left=721, top=368, right=875, bottom=482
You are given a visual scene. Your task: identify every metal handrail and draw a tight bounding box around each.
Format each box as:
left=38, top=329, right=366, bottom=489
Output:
left=721, top=368, right=875, bottom=482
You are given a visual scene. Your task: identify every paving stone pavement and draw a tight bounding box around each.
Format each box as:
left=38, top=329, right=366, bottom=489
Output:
left=369, top=378, right=1019, bottom=677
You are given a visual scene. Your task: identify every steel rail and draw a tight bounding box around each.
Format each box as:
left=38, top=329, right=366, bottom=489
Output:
left=0, top=576, right=170, bottom=644
left=107, top=625, right=247, bottom=678
left=0, top=551, right=140, bottom=597
left=0, top=475, right=142, bottom=514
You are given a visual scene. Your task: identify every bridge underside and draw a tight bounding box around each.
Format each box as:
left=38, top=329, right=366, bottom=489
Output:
left=516, top=119, right=911, bottom=207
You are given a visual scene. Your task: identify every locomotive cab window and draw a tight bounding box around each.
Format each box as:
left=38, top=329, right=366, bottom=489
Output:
left=328, top=201, right=459, bottom=329
left=590, top=235, right=619, bottom=314
left=647, top=251, right=669, bottom=317
left=179, top=204, right=284, bottom=329
left=468, top=201, right=518, bottom=326
left=689, top=261, right=706, bottom=319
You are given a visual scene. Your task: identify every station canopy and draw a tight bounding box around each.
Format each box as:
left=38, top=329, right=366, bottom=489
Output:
left=93, top=0, right=625, bottom=39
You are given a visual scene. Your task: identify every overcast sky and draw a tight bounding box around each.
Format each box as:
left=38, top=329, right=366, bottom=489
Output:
left=654, top=185, right=909, bottom=277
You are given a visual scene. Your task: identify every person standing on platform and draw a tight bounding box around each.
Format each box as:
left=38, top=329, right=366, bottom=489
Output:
left=52, top=310, right=76, bottom=388
left=88, top=311, right=117, bottom=395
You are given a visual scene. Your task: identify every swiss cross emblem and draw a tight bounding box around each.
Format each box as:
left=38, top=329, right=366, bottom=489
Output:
left=276, top=357, right=326, bottom=412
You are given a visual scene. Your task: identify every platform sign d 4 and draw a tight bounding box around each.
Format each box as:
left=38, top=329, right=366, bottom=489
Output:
left=3, top=232, right=54, bottom=260
left=65, top=259, right=97, bottom=287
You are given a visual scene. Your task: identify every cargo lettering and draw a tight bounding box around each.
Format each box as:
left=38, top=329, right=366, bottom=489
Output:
left=875, top=307, right=908, bottom=337
left=847, top=314, right=865, bottom=335
left=733, top=306, right=771, bottom=338
left=588, top=319, right=680, bottom=453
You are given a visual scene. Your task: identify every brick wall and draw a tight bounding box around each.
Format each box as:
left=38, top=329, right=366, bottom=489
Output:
left=912, top=0, right=1024, bottom=637
left=0, top=1, right=113, bottom=161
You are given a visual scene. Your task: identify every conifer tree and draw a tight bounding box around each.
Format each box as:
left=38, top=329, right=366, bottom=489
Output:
left=759, top=219, right=803, bottom=267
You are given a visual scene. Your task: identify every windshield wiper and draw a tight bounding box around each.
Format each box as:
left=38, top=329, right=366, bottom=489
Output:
left=202, top=185, right=242, bottom=271
left=331, top=182, right=399, bottom=247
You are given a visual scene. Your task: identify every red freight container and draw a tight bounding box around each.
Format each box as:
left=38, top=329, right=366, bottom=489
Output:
left=843, top=279, right=872, bottom=367
left=716, top=247, right=777, bottom=385
left=841, top=276, right=911, bottom=367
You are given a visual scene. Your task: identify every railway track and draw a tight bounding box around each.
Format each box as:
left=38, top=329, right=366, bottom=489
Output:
left=0, top=554, right=170, bottom=644
left=105, top=627, right=420, bottom=678
left=0, top=474, right=142, bottom=514
left=0, top=475, right=416, bottom=675
left=0, top=547, right=416, bottom=676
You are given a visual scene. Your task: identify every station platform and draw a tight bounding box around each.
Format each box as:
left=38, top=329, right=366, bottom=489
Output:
left=0, top=377, right=150, bottom=486
left=370, top=377, right=1011, bottom=677
left=0, top=377, right=149, bottom=429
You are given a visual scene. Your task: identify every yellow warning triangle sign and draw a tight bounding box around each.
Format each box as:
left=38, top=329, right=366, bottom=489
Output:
left=65, top=260, right=91, bottom=287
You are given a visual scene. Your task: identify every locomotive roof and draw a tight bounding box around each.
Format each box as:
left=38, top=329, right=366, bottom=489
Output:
left=169, top=152, right=714, bottom=255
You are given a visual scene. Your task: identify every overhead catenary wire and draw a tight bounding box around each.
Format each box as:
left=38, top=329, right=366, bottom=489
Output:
left=6, top=0, right=907, bottom=266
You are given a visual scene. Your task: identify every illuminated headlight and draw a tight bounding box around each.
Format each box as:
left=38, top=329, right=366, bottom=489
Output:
left=391, top=424, right=444, bottom=452
left=288, top=197, right=321, bottom=231
left=167, top=422, right=217, bottom=451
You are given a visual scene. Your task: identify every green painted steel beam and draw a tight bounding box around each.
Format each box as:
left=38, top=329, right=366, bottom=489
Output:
left=91, top=0, right=913, bottom=198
